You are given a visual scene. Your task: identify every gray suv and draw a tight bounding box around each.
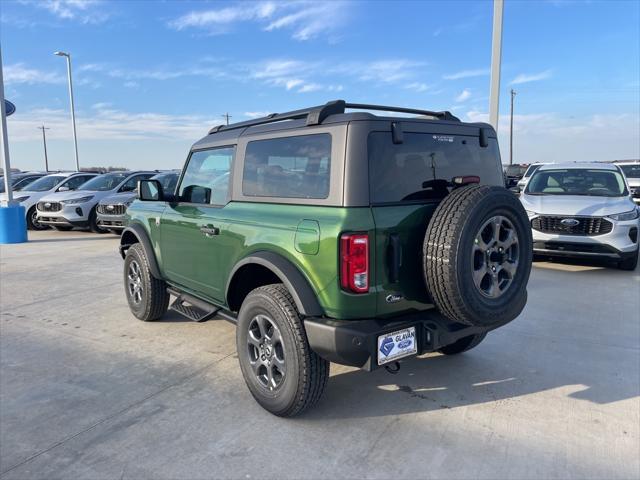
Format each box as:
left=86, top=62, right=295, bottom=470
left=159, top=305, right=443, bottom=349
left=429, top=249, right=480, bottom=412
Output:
left=97, top=171, right=180, bottom=234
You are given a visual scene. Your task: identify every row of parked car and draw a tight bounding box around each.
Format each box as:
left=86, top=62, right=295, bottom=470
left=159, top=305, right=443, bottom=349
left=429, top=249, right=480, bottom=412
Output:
left=0, top=170, right=179, bottom=234
left=3, top=159, right=639, bottom=270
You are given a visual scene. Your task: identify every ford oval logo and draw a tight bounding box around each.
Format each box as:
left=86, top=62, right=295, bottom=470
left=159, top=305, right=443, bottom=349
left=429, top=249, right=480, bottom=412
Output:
left=560, top=218, right=580, bottom=227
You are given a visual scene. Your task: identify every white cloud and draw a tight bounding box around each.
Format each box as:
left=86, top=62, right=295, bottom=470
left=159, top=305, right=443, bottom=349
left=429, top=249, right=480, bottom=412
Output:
left=169, top=1, right=350, bottom=41
left=31, top=0, right=110, bottom=24
left=7, top=107, right=218, bottom=142
left=77, top=62, right=227, bottom=82
left=455, top=89, right=472, bottom=102
left=3, top=63, right=64, bottom=85
left=405, top=82, right=430, bottom=92
left=464, top=110, right=640, bottom=164
left=244, top=111, right=271, bottom=119
left=123, top=81, right=139, bottom=88
left=510, top=70, right=553, bottom=85
left=443, top=68, right=490, bottom=80
left=359, top=60, right=426, bottom=84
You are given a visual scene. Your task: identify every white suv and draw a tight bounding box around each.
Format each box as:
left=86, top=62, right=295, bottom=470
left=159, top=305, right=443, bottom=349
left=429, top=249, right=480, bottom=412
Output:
left=617, top=161, right=640, bottom=205
left=521, top=163, right=639, bottom=270
left=0, top=172, right=98, bottom=230
left=36, top=171, right=155, bottom=232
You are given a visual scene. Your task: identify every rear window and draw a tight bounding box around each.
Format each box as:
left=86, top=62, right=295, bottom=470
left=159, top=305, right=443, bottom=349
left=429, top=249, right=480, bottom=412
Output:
left=368, top=132, right=503, bottom=204
left=242, top=134, right=331, bottom=199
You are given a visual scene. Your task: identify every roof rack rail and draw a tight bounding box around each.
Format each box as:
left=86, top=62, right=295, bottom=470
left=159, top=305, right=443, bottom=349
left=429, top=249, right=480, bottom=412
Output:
left=207, top=99, right=460, bottom=135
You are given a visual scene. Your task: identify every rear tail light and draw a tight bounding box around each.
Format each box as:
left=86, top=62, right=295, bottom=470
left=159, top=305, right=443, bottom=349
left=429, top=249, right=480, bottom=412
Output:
left=340, top=233, right=369, bottom=293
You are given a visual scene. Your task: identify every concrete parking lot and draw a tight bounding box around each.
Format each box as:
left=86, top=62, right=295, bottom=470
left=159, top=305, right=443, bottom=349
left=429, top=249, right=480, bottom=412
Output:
left=1, top=230, right=638, bottom=480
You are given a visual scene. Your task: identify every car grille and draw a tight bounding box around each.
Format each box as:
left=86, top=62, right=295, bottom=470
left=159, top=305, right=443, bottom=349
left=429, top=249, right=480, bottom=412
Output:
left=97, top=204, right=127, bottom=215
left=531, top=216, right=613, bottom=236
left=37, top=201, right=62, bottom=212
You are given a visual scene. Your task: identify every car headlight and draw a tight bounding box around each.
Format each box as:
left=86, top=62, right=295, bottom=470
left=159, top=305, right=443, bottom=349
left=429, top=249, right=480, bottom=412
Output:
left=13, top=196, right=30, bottom=203
left=61, top=195, right=94, bottom=205
left=607, top=209, right=639, bottom=221
left=525, top=210, right=537, bottom=218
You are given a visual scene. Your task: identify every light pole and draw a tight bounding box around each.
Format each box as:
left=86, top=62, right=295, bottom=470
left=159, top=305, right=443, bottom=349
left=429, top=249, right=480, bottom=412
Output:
left=54, top=51, right=80, bottom=172
left=221, top=113, right=231, bottom=125
left=489, top=0, right=504, bottom=132
left=509, top=89, right=516, bottom=165
left=37, top=125, right=50, bottom=172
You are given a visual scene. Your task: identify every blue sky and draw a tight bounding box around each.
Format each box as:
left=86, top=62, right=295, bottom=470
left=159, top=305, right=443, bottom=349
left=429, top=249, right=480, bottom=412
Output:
left=2, top=0, right=639, bottom=172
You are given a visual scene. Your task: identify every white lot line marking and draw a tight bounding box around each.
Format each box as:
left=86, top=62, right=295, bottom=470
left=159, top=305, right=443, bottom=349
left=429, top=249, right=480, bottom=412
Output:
left=0, top=352, right=235, bottom=477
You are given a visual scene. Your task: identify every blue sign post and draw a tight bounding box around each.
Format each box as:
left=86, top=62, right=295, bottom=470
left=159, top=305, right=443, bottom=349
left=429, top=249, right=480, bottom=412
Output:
left=1, top=47, right=28, bottom=244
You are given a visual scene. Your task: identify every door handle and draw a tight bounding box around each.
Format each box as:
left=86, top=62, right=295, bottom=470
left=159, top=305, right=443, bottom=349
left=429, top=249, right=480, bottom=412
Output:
left=200, top=225, right=219, bottom=237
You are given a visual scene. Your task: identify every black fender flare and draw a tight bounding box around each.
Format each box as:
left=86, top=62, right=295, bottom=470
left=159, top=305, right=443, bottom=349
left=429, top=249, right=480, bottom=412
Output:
left=226, top=251, right=324, bottom=317
left=119, top=223, right=162, bottom=279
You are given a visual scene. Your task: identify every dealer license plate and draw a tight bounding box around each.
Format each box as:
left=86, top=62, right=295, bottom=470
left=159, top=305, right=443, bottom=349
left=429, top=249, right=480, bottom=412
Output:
left=377, top=326, right=417, bottom=365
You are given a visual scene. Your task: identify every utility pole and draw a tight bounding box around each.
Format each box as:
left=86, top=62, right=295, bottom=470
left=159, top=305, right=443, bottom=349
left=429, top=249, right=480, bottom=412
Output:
left=37, top=125, right=50, bottom=172
left=509, top=89, right=516, bottom=165
left=221, top=113, right=231, bottom=125
left=488, top=0, right=504, bottom=131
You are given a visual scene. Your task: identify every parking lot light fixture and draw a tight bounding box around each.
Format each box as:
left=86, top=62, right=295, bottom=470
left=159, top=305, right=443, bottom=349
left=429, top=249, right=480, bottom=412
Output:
left=54, top=51, right=80, bottom=172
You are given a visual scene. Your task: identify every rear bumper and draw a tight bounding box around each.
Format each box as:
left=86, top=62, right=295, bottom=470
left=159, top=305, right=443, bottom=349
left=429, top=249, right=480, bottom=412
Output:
left=304, top=310, right=509, bottom=371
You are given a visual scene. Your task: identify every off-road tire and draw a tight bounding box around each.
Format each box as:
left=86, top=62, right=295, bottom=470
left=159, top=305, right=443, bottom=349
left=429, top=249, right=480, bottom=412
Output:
left=88, top=207, right=106, bottom=234
left=438, top=333, right=486, bottom=355
left=52, top=226, right=73, bottom=231
left=423, top=185, right=533, bottom=327
left=236, top=284, right=329, bottom=417
left=618, top=249, right=638, bottom=271
left=124, top=243, right=169, bottom=321
left=27, top=206, right=47, bottom=231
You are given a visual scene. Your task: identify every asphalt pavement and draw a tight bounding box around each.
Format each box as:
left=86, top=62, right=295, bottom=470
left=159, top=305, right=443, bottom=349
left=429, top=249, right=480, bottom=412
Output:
left=1, top=230, right=638, bottom=479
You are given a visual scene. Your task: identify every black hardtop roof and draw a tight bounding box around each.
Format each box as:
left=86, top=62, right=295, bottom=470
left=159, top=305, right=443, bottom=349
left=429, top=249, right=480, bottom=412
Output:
left=192, top=99, right=495, bottom=150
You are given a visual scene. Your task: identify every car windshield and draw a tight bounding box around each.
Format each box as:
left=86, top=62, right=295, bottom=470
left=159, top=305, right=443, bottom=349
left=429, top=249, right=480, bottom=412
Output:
left=0, top=175, right=38, bottom=192
left=79, top=173, right=128, bottom=191
left=13, top=176, right=42, bottom=191
left=17, top=175, right=65, bottom=192
left=505, top=165, right=527, bottom=176
left=620, top=164, right=640, bottom=179
left=151, top=172, right=179, bottom=192
left=526, top=169, right=628, bottom=197
left=523, top=164, right=542, bottom=178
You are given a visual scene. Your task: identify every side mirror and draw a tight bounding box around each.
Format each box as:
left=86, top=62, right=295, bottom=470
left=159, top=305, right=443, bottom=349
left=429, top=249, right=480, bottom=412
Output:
left=182, top=185, right=211, bottom=204
left=510, top=186, right=521, bottom=194
left=57, top=186, right=70, bottom=192
left=138, top=179, right=164, bottom=201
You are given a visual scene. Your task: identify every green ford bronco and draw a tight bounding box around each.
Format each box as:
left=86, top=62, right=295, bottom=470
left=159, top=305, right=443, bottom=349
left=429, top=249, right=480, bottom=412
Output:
left=119, top=100, right=533, bottom=416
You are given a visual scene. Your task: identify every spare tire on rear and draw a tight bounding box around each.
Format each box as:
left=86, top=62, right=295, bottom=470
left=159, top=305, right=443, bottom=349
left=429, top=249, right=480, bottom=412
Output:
left=423, top=185, right=532, bottom=327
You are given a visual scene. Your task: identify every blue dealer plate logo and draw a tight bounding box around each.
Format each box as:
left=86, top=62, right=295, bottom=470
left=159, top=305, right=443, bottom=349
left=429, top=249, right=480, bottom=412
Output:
left=379, top=337, right=394, bottom=356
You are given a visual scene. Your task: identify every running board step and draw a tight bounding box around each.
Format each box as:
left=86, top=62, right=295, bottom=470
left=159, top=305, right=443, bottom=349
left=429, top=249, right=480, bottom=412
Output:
left=168, top=289, right=220, bottom=322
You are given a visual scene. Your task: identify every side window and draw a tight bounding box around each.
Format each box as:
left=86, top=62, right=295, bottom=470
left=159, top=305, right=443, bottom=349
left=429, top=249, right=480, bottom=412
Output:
left=179, top=147, right=234, bottom=205
left=242, top=134, right=331, bottom=199
left=120, top=174, right=153, bottom=192
left=64, top=175, right=92, bottom=191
